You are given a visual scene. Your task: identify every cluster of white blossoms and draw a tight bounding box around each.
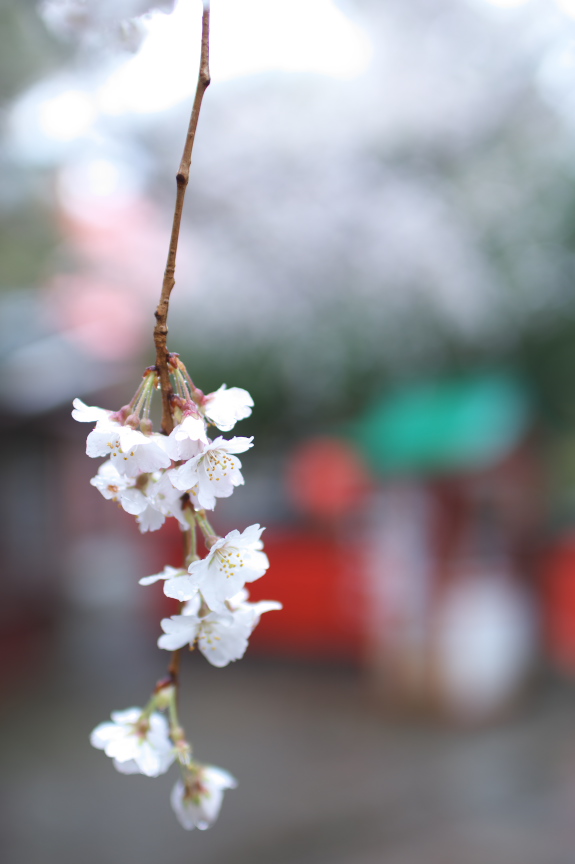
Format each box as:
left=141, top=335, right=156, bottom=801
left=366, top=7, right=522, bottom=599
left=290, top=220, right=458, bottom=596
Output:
left=74, top=363, right=280, bottom=830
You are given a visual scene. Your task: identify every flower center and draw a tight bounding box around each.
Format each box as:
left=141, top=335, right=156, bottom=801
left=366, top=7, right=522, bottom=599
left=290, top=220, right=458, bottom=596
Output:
left=212, top=545, right=245, bottom=577
left=133, top=718, right=150, bottom=740
left=203, top=449, right=235, bottom=482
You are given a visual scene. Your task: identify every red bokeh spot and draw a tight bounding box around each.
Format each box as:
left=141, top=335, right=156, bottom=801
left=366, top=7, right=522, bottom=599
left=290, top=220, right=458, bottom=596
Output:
left=286, top=437, right=372, bottom=519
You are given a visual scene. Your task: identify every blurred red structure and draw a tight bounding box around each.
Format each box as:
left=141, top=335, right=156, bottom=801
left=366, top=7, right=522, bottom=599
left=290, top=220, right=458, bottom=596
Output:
left=542, top=535, right=575, bottom=674
left=247, top=529, right=366, bottom=661
left=286, top=437, right=373, bottom=519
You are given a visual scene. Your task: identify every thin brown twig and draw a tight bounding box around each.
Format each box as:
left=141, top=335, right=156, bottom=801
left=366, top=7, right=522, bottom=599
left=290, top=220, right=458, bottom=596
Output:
left=168, top=648, right=182, bottom=683
left=155, top=4, right=210, bottom=686
left=154, top=4, right=211, bottom=434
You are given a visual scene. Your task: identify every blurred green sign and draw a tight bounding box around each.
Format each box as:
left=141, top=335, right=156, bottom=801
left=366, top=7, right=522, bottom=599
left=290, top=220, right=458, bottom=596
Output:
left=348, top=374, right=532, bottom=475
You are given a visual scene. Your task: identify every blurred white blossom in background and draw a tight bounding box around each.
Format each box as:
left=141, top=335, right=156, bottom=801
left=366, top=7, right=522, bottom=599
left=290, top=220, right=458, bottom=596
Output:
left=3, top=0, right=575, bottom=421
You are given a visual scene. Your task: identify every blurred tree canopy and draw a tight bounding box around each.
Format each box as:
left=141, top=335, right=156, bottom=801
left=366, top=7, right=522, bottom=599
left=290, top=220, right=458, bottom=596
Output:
left=3, top=0, right=575, bottom=440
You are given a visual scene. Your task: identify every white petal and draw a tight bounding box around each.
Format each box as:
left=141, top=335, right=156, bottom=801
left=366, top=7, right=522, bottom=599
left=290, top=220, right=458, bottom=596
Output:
left=170, top=780, right=197, bottom=831
left=164, top=574, right=201, bottom=602
left=242, top=550, right=270, bottom=583
left=238, top=523, right=265, bottom=545
left=195, top=481, right=218, bottom=511
left=113, top=437, right=171, bottom=478
left=147, top=472, right=190, bottom=528
left=109, top=707, right=142, bottom=725
left=136, top=742, right=174, bottom=777
left=105, top=738, right=139, bottom=763
left=119, top=487, right=149, bottom=516
left=90, top=722, right=124, bottom=751
left=117, top=427, right=150, bottom=450
left=136, top=505, right=165, bottom=533
left=204, top=385, right=253, bottom=432
left=181, top=592, right=203, bottom=616
left=164, top=416, right=208, bottom=460
left=198, top=618, right=251, bottom=667
left=72, top=398, right=110, bottom=423
left=158, top=615, right=200, bottom=650
left=205, top=766, right=238, bottom=791
left=250, top=600, right=282, bottom=616
left=113, top=758, right=141, bottom=775
left=169, top=461, right=200, bottom=493
left=228, top=588, right=250, bottom=607
left=86, top=423, right=122, bottom=458
left=139, top=566, right=185, bottom=586
left=210, top=435, right=254, bottom=454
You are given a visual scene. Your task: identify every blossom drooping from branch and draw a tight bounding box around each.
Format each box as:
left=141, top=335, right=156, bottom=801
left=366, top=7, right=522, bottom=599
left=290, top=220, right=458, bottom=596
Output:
left=185, top=524, right=269, bottom=612
left=157, top=589, right=281, bottom=666
left=171, top=766, right=237, bottom=831
left=163, top=413, right=209, bottom=461
left=86, top=420, right=172, bottom=477
left=169, top=436, right=254, bottom=510
left=74, top=366, right=278, bottom=831
left=90, top=460, right=150, bottom=514
left=90, top=708, right=175, bottom=777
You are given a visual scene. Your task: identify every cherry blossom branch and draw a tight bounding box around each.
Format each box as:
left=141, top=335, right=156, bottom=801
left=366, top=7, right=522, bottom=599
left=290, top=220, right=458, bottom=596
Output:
left=154, top=3, right=211, bottom=435
left=74, top=2, right=277, bottom=831
left=154, top=3, right=210, bottom=688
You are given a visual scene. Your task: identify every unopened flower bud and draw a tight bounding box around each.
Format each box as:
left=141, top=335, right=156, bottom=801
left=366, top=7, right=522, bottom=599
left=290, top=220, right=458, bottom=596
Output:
left=112, top=404, right=132, bottom=424
left=170, top=764, right=237, bottom=830
left=140, top=417, right=154, bottom=435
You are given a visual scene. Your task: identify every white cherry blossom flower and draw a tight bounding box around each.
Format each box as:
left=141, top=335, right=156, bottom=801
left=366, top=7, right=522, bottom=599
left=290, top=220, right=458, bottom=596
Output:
left=169, top=436, right=253, bottom=510
left=158, top=589, right=281, bottom=666
left=90, top=707, right=175, bottom=777
left=90, top=460, right=149, bottom=515
left=163, top=414, right=208, bottom=461
left=86, top=419, right=171, bottom=477
left=138, top=528, right=270, bottom=610
left=72, top=397, right=111, bottom=423
left=203, top=385, right=254, bottom=432
left=90, top=463, right=172, bottom=533
left=184, top=524, right=269, bottom=612
left=146, top=471, right=191, bottom=530
left=171, top=766, right=237, bottom=830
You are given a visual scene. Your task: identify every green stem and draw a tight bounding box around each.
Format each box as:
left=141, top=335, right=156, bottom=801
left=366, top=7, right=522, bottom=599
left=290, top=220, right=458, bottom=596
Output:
left=183, top=513, right=198, bottom=566
left=173, top=368, right=192, bottom=402
left=132, top=371, right=157, bottom=420
left=128, top=374, right=149, bottom=414
left=176, top=359, right=205, bottom=406
left=196, top=510, right=218, bottom=546
left=166, top=684, right=193, bottom=766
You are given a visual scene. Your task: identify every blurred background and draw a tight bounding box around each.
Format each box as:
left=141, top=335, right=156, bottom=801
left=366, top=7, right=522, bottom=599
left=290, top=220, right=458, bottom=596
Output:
left=4, top=0, right=575, bottom=861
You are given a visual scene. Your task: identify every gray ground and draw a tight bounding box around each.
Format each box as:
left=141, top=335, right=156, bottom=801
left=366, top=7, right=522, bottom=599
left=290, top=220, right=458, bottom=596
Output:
left=2, top=611, right=575, bottom=864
